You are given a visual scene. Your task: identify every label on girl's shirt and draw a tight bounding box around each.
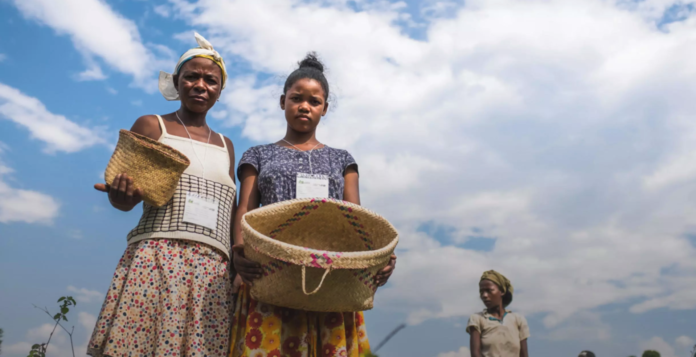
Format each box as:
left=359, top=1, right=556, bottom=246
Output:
left=183, top=192, right=219, bottom=231
left=296, top=173, right=329, bottom=199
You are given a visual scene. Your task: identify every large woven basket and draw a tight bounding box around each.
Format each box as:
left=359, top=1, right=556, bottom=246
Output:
left=242, top=198, right=399, bottom=312
left=104, top=129, right=190, bottom=207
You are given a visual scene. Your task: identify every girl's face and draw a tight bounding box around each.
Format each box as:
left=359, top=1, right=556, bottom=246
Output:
left=280, top=78, right=328, bottom=134
left=174, top=57, right=223, bottom=113
left=479, top=279, right=503, bottom=309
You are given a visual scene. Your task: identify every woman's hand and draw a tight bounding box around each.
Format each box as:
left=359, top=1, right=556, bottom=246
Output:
left=375, top=254, right=396, bottom=287
left=94, top=173, right=143, bottom=211
left=232, top=245, right=263, bottom=287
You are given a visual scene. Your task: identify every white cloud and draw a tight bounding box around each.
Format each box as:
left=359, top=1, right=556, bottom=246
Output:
left=106, top=86, right=118, bottom=95
left=5, top=323, right=71, bottom=357
left=543, top=311, right=611, bottom=341
left=0, top=53, right=6, bottom=62
left=75, top=59, right=107, bottom=81
left=11, top=0, right=173, bottom=91
left=153, top=4, right=171, bottom=17
left=4, top=312, right=97, bottom=357
left=67, top=229, right=83, bottom=240
left=438, top=346, right=471, bottom=357
left=171, top=0, right=696, bottom=328
left=0, top=82, right=107, bottom=153
left=66, top=286, right=103, bottom=303
left=0, top=181, right=60, bottom=224
left=0, top=144, right=59, bottom=224
left=640, top=336, right=677, bottom=357
left=78, top=312, right=97, bottom=332
left=676, top=335, right=695, bottom=347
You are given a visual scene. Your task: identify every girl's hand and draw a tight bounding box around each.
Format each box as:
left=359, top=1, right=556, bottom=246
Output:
left=232, top=245, right=263, bottom=286
left=375, top=254, right=396, bottom=287
left=232, top=274, right=244, bottom=294
left=94, top=173, right=142, bottom=211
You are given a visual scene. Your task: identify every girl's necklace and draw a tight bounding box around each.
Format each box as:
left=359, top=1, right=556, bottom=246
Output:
left=282, top=139, right=322, bottom=174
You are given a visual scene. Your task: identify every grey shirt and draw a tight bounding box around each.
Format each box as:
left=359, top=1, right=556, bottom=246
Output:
left=237, top=144, right=358, bottom=206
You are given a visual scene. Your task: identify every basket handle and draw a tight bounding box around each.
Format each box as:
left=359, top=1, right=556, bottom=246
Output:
left=301, top=266, right=333, bottom=295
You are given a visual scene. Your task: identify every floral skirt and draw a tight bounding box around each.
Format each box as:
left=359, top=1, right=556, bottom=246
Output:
left=229, top=285, right=371, bottom=357
left=87, top=239, right=233, bottom=357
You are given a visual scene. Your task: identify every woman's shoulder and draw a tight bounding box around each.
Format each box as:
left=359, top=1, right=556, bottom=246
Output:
left=130, top=114, right=162, bottom=140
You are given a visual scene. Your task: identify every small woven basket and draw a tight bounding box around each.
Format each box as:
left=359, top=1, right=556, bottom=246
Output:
left=104, top=129, right=190, bottom=207
left=242, top=198, right=399, bottom=312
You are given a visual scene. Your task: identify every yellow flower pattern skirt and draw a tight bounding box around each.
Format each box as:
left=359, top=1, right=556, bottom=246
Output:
left=229, top=285, right=371, bottom=357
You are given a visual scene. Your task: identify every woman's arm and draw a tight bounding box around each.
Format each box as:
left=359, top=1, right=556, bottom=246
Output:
left=470, top=329, right=481, bottom=357
left=232, top=164, right=263, bottom=286
left=343, top=165, right=396, bottom=287
left=519, top=339, right=528, bottom=357
left=94, top=115, right=162, bottom=212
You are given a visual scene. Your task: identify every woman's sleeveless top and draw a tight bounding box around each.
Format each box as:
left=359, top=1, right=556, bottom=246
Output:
left=127, top=115, right=237, bottom=258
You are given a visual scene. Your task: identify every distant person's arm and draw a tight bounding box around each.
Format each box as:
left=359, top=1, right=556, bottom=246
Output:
left=520, top=339, right=528, bottom=357
left=469, top=329, right=481, bottom=357
left=518, top=314, right=530, bottom=357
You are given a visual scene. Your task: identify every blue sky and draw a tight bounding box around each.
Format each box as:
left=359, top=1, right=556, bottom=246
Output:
left=2, top=1, right=696, bottom=357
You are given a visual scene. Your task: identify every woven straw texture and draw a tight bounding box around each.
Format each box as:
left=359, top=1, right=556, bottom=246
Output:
left=242, top=198, right=399, bottom=312
left=104, top=130, right=190, bottom=208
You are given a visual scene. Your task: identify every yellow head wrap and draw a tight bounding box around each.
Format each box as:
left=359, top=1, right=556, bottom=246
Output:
left=158, top=32, right=227, bottom=101
left=481, top=270, right=514, bottom=297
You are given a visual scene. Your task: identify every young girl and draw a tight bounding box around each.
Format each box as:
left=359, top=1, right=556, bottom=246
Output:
left=467, top=270, right=530, bottom=357
left=89, top=33, right=237, bottom=357
left=230, top=53, right=397, bottom=357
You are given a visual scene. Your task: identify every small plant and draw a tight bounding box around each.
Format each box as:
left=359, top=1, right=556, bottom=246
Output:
left=27, top=297, right=77, bottom=357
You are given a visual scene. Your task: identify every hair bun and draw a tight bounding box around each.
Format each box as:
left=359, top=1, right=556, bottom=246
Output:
left=298, top=52, right=324, bottom=73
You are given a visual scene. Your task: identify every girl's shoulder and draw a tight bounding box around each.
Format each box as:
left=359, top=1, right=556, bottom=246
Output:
left=323, top=146, right=356, bottom=163
left=242, top=143, right=277, bottom=156
left=324, top=145, right=351, bottom=155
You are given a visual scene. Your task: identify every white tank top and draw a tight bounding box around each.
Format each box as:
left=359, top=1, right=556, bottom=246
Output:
left=127, top=115, right=237, bottom=258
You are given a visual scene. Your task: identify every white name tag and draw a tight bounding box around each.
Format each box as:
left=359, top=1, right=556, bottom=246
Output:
left=296, top=173, right=329, bottom=199
left=183, top=192, right=219, bottom=231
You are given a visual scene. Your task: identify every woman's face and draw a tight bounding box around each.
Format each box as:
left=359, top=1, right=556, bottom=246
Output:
left=174, top=57, right=222, bottom=113
left=479, top=279, right=503, bottom=309
left=280, top=78, right=328, bottom=134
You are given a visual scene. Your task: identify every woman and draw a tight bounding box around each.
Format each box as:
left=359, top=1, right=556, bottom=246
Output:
left=88, top=33, right=237, bottom=357
left=230, top=53, right=396, bottom=357
left=467, top=270, right=530, bottom=357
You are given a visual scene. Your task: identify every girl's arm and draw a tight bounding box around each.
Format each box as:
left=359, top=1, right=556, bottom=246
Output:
left=223, top=136, right=237, bottom=280
left=519, top=339, right=528, bottom=357
left=343, top=165, right=360, bottom=205
left=232, top=164, right=263, bottom=286
left=94, top=115, right=161, bottom=212
left=343, top=165, right=396, bottom=287
left=470, top=329, right=481, bottom=357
